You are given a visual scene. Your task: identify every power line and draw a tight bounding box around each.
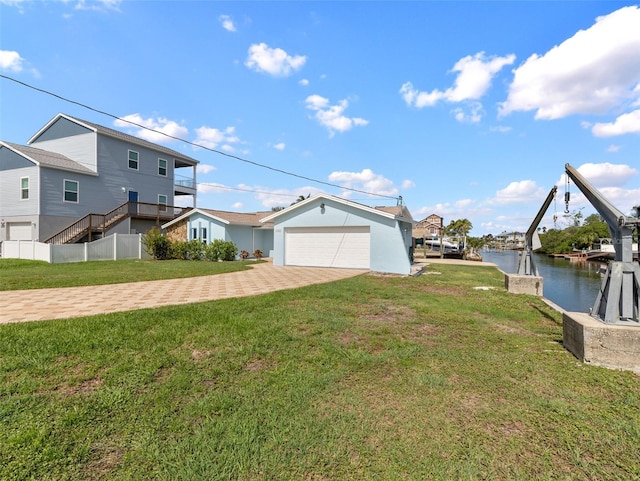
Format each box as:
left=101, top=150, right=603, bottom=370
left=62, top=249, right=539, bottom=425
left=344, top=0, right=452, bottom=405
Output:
left=1, top=74, right=399, bottom=201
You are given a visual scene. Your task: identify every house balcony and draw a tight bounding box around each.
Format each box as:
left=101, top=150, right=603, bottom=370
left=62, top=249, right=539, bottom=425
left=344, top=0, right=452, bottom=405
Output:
left=174, top=174, right=197, bottom=196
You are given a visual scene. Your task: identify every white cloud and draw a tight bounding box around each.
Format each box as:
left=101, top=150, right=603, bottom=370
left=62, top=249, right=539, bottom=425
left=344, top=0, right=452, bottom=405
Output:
left=500, top=6, right=640, bottom=120
left=452, top=102, right=483, bottom=123
left=401, top=179, right=415, bottom=189
left=273, top=142, right=286, bottom=151
left=327, top=169, right=397, bottom=197
left=490, top=180, right=546, bottom=205
left=592, top=109, right=640, bottom=137
left=114, top=114, right=188, bottom=143
left=245, top=43, right=306, bottom=77
left=240, top=185, right=322, bottom=209
left=299, top=78, right=309, bottom=86
left=400, top=52, right=515, bottom=110
left=232, top=202, right=243, bottom=209
left=196, top=164, right=216, bottom=174
left=74, top=0, right=121, bottom=11
left=219, top=14, right=236, bottom=32
left=0, top=50, right=24, bottom=72
left=305, top=95, right=368, bottom=136
left=198, top=183, right=228, bottom=195
left=490, top=125, right=512, bottom=133
left=194, top=125, right=239, bottom=152
left=607, top=144, right=621, bottom=153
left=455, top=199, right=475, bottom=209
left=559, top=162, right=637, bottom=188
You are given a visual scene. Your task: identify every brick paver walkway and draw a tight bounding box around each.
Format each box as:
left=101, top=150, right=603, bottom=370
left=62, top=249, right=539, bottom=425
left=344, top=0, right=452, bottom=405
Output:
left=0, top=262, right=367, bottom=324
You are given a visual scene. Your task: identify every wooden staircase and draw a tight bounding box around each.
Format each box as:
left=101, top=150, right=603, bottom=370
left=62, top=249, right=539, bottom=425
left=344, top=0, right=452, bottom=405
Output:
left=44, top=201, right=188, bottom=244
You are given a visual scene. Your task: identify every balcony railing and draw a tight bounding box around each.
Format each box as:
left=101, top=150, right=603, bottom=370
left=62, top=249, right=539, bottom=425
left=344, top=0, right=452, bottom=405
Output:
left=175, top=175, right=196, bottom=190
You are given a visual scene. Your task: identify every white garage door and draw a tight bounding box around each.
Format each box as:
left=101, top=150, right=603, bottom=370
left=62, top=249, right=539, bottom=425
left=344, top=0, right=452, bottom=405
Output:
left=285, top=226, right=370, bottom=269
left=7, top=222, right=33, bottom=240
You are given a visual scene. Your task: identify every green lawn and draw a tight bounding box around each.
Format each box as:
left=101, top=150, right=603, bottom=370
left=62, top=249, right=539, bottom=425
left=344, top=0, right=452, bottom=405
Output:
left=0, top=258, right=259, bottom=291
left=1, top=263, right=639, bottom=480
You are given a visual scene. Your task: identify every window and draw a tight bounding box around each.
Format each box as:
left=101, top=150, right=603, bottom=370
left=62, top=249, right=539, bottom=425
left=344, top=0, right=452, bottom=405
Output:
left=64, top=180, right=79, bottom=203
left=128, top=150, right=139, bottom=170
left=191, top=227, right=198, bottom=241
left=158, top=158, right=167, bottom=176
left=20, top=177, right=29, bottom=200
left=158, top=194, right=167, bottom=212
left=200, top=227, right=207, bottom=244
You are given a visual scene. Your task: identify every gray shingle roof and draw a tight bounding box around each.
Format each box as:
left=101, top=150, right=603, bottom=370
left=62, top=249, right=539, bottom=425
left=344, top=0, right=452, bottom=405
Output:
left=374, top=205, right=415, bottom=221
left=58, top=114, right=199, bottom=165
left=200, top=209, right=274, bottom=227
left=2, top=141, right=96, bottom=175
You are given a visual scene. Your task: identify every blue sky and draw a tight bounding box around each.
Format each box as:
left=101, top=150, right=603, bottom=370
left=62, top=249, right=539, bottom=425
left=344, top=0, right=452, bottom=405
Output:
left=1, top=0, right=639, bottom=235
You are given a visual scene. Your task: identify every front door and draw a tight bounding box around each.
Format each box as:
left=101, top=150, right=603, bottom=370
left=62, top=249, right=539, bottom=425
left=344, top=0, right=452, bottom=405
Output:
left=128, top=191, right=138, bottom=214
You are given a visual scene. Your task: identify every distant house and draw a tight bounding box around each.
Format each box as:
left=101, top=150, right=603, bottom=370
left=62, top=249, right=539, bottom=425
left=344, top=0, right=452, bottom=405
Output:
left=162, top=208, right=274, bottom=257
left=496, top=231, right=526, bottom=250
left=413, top=214, right=444, bottom=240
left=0, top=113, right=198, bottom=243
left=261, top=193, right=415, bottom=275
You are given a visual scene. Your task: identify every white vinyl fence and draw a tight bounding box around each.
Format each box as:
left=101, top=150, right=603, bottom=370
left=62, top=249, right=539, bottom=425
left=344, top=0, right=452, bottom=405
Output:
left=1, top=234, right=151, bottom=264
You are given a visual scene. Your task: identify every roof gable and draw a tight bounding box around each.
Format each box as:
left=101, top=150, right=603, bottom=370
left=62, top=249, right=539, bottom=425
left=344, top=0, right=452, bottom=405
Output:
left=0, top=141, right=96, bottom=175
left=260, top=193, right=414, bottom=223
left=162, top=208, right=274, bottom=229
left=29, top=113, right=199, bottom=166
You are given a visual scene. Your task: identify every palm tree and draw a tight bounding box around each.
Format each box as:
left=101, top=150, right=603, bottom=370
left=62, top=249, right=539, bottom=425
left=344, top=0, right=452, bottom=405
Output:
left=290, top=194, right=310, bottom=206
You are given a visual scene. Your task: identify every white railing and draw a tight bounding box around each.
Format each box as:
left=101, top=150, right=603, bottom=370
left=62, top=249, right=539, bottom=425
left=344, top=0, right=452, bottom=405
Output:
left=1, top=234, right=150, bottom=264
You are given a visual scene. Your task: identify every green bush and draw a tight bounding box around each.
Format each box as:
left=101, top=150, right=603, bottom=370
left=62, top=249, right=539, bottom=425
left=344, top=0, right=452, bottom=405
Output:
left=204, top=240, right=222, bottom=262
left=220, top=240, right=238, bottom=261
left=170, top=241, right=189, bottom=260
left=203, top=239, right=237, bottom=262
left=141, top=227, right=171, bottom=260
left=145, top=234, right=237, bottom=262
left=185, top=239, right=205, bottom=260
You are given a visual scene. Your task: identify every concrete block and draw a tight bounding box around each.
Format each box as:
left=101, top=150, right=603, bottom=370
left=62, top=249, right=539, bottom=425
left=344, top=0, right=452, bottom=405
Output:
left=505, top=274, right=543, bottom=297
left=563, top=311, right=640, bottom=373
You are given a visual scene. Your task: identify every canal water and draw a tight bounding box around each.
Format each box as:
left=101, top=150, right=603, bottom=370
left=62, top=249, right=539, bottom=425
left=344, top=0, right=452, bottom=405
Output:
left=480, top=249, right=604, bottom=313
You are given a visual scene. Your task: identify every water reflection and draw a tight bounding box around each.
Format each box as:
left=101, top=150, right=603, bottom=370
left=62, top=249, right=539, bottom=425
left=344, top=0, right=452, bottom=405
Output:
left=480, top=250, right=604, bottom=313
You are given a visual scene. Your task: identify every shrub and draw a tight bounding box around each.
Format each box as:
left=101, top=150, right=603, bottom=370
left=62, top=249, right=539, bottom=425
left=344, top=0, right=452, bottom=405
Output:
left=220, top=241, right=238, bottom=261
left=253, top=249, right=263, bottom=260
left=240, top=250, right=250, bottom=260
left=185, top=239, right=205, bottom=260
left=204, top=239, right=237, bottom=262
left=204, top=240, right=222, bottom=262
left=170, top=241, right=189, bottom=260
left=142, top=227, right=171, bottom=260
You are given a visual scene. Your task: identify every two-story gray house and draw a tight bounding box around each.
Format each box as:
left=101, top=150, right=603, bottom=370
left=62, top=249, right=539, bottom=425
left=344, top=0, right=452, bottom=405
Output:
left=0, top=113, right=198, bottom=243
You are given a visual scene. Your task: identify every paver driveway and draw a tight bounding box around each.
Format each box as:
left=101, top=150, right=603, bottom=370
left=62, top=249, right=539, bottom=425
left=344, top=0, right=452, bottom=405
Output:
left=0, top=261, right=367, bottom=324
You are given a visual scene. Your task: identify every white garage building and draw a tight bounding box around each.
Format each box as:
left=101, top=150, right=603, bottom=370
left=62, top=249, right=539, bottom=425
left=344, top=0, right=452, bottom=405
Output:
left=261, top=194, right=415, bottom=275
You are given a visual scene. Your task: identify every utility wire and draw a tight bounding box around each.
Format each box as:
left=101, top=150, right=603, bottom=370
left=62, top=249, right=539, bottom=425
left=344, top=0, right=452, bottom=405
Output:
left=1, top=74, right=399, bottom=201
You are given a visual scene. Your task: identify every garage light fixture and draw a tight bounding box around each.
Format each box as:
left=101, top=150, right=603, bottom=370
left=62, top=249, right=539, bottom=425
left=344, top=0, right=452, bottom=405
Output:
left=319, top=203, right=325, bottom=210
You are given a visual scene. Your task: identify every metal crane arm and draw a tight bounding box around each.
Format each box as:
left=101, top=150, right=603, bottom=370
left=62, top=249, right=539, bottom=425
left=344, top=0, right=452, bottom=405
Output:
left=564, top=163, right=638, bottom=234
left=526, top=186, right=558, bottom=240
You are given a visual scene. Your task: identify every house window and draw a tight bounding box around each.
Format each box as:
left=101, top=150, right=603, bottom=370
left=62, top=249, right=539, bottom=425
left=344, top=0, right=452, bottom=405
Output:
left=158, top=194, right=167, bottom=212
left=64, top=179, right=79, bottom=203
left=158, top=158, right=167, bottom=176
left=200, top=227, right=207, bottom=244
left=20, top=177, right=29, bottom=200
left=128, top=150, right=139, bottom=170
left=191, top=227, right=198, bottom=241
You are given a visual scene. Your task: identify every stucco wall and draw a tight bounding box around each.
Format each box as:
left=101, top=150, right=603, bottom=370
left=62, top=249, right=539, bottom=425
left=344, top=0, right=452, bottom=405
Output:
left=270, top=197, right=411, bottom=275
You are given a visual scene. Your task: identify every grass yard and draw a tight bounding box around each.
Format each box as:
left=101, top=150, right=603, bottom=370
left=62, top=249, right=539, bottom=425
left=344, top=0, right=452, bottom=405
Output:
left=1, top=263, right=639, bottom=480
left=0, top=258, right=259, bottom=291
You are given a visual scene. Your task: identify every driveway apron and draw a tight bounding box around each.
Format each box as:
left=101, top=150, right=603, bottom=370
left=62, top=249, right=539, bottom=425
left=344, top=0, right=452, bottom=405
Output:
left=0, top=262, right=367, bottom=324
